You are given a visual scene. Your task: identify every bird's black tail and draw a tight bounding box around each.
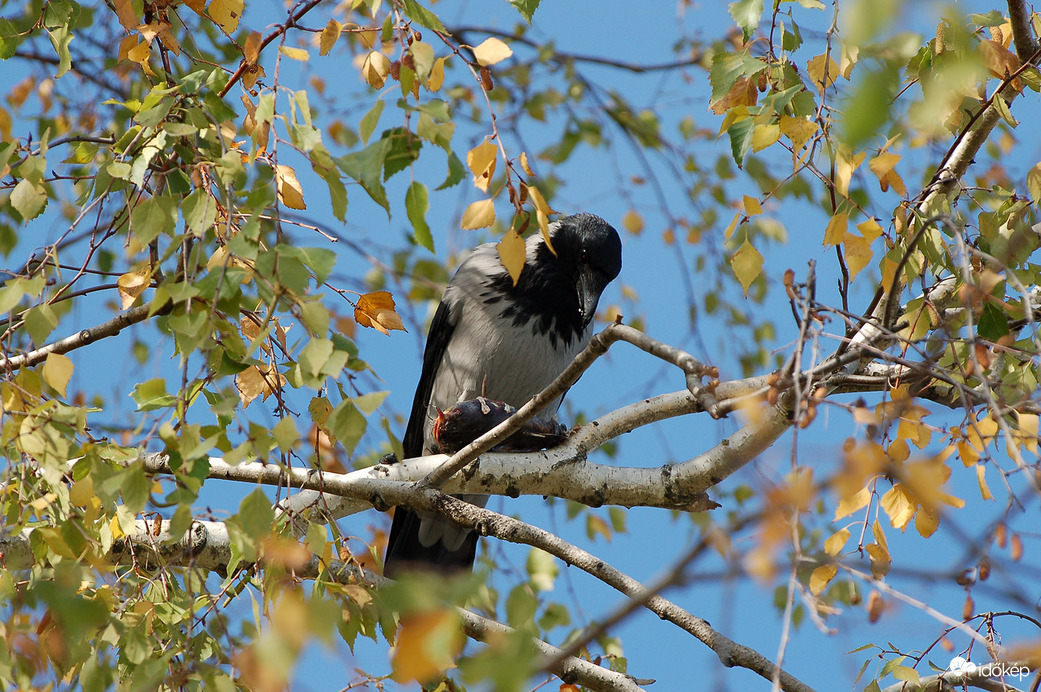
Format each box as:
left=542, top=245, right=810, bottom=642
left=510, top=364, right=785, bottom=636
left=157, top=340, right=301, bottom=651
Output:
left=383, top=507, right=478, bottom=579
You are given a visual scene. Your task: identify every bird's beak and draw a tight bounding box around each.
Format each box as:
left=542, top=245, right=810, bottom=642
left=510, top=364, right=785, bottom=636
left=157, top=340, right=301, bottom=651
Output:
left=577, top=265, right=609, bottom=328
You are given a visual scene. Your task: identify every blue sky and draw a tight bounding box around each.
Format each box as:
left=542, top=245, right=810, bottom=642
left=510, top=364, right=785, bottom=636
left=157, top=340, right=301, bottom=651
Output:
left=3, top=0, right=1041, bottom=689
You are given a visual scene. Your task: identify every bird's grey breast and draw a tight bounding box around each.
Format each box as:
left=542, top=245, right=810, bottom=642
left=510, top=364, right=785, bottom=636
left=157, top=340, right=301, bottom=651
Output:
left=423, top=264, right=588, bottom=452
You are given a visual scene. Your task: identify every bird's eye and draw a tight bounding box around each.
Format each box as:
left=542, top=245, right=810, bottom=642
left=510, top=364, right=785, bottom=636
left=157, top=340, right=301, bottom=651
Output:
left=580, top=249, right=588, bottom=263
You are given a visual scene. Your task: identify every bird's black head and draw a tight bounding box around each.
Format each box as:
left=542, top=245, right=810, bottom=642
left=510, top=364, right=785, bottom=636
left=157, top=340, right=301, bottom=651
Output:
left=487, top=213, right=622, bottom=348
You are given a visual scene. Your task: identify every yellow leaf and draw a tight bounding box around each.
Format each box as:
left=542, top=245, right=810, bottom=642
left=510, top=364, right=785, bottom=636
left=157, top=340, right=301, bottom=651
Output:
left=279, top=46, right=309, bottom=61
left=428, top=56, right=446, bottom=92
left=834, top=148, right=866, bottom=197
left=117, top=267, right=151, bottom=310
left=354, top=291, right=406, bottom=335
left=915, top=504, right=939, bottom=538
left=110, top=515, right=125, bottom=540
left=243, top=30, right=262, bottom=63
left=868, top=152, right=907, bottom=196
left=472, top=37, right=513, bottom=66
left=843, top=232, right=873, bottom=281
left=320, top=19, right=342, bottom=56
left=751, top=123, right=781, bottom=152
left=42, top=353, right=73, bottom=397
left=888, top=439, right=910, bottom=464
left=496, top=229, right=526, bottom=285
left=730, top=238, right=763, bottom=297
left=117, top=35, right=138, bottom=62
left=126, top=39, right=154, bottom=75
left=275, top=165, right=306, bottom=210
left=723, top=211, right=741, bottom=241
left=519, top=151, right=533, bottom=176
left=460, top=199, right=495, bottom=230
left=839, top=41, right=859, bottom=79
left=390, top=609, right=464, bottom=684
left=807, top=53, right=839, bottom=92
left=824, top=528, right=850, bottom=556
left=823, top=211, right=848, bottom=247
left=857, top=218, right=883, bottom=242
left=208, top=0, right=242, bottom=34
left=975, top=463, right=994, bottom=501
left=235, top=363, right=285, bottom=407
left=466, top=140, right=497, bottom=193
left=525, top=184, right=556, bottom=253
left=880, top=484, right=916, bottom=531
left=779, top=115, right=818, bottom=154
left=361, top=51, right=390, bottom=88
left=1013, top=412, right=1039, bottom=453
left=623, top=209, right=644, bottom=234
left=865, top=542, right=891, bottom=578
left=809, top=564, right=838, bottom=595
left=834, top=486, right=871, bottom=520
left=111, top=0, right=138, bottom=30
left=526, top=184, right=556, bottom=216
left=742, top=195, right=762, bottom=216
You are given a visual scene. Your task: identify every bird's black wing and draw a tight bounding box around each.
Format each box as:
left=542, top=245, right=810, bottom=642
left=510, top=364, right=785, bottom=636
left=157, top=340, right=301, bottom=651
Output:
left=401, top=295, right=456, bottom=458
left=385, top=295, right=478, bottom=577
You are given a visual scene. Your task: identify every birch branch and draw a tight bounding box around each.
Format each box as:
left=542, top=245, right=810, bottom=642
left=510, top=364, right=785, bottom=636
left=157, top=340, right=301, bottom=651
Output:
left=0, top=302, right=156, bottom=371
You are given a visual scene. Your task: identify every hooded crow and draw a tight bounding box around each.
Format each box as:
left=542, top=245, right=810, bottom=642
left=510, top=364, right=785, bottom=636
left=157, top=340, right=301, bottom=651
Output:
left=383, top=213, right=622, bottom=577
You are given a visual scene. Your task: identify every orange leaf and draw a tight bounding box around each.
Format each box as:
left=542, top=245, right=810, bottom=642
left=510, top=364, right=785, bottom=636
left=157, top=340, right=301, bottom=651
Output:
left=354, top=291, right=406, bottom=335
left=390, top=609, right=464, bottom=683
left=275, top=165, right=306, bottom=210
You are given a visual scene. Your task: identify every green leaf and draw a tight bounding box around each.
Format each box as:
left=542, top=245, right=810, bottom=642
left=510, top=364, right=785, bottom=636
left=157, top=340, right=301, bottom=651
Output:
left=131, top=378, right=178, bottom=411
left=272, top=416, right=299, bottom=452
left=352, top=390, right=388, bottom=415
left=401, top=0, right=447, bottom=33
left=1027, top=163, right=1041, bottom=205
left=327, top=400, right=366, bottom=454
left=335, top=138, right=391, bottom=213
left=405, top=181, right=433, bottom=251
left=359, top=99, right=385, bottom=144
left=299, top=337, right=334, bottom=378
left=728, top=0, right=763, bottom=41
left=0, top=18, right=23, bottom=59
left=130, top=194, right=178, bottom=245
left=436, top=151, right=466, bottom=190
left=709, top=51, right=768, bottom=106
left=727, top=116, right=755, bottom=167
left=24, top=303, right=57, bottom=345
left=842, top=62, right=900, bottom=147
left=238, top=487, right=275, bottom=540
left=10, top=179, right=48, bottom=222
left=526, top=548, right=557, bottom=592
left=977, top=301, right=1010, bottom=340
left=381, top=127, right=422, bottom=179
left=46, top=25, right=74, bottom=78
left=509, top=0, right=541, bottom=23
left=183, top=188, right=218, bottom=236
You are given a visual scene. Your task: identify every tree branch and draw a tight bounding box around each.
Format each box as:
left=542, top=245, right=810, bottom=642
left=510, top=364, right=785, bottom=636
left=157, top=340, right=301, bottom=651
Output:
left=0, top=302, right=156, bottom=371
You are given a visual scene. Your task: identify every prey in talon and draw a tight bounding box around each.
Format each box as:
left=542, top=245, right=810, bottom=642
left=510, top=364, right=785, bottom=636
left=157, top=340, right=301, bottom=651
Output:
left=432, top=397, right=568, bottom=454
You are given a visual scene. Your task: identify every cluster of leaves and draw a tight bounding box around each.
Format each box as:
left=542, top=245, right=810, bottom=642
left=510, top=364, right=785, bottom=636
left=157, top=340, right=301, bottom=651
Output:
left=1, top=0, right=1041, bottom=689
